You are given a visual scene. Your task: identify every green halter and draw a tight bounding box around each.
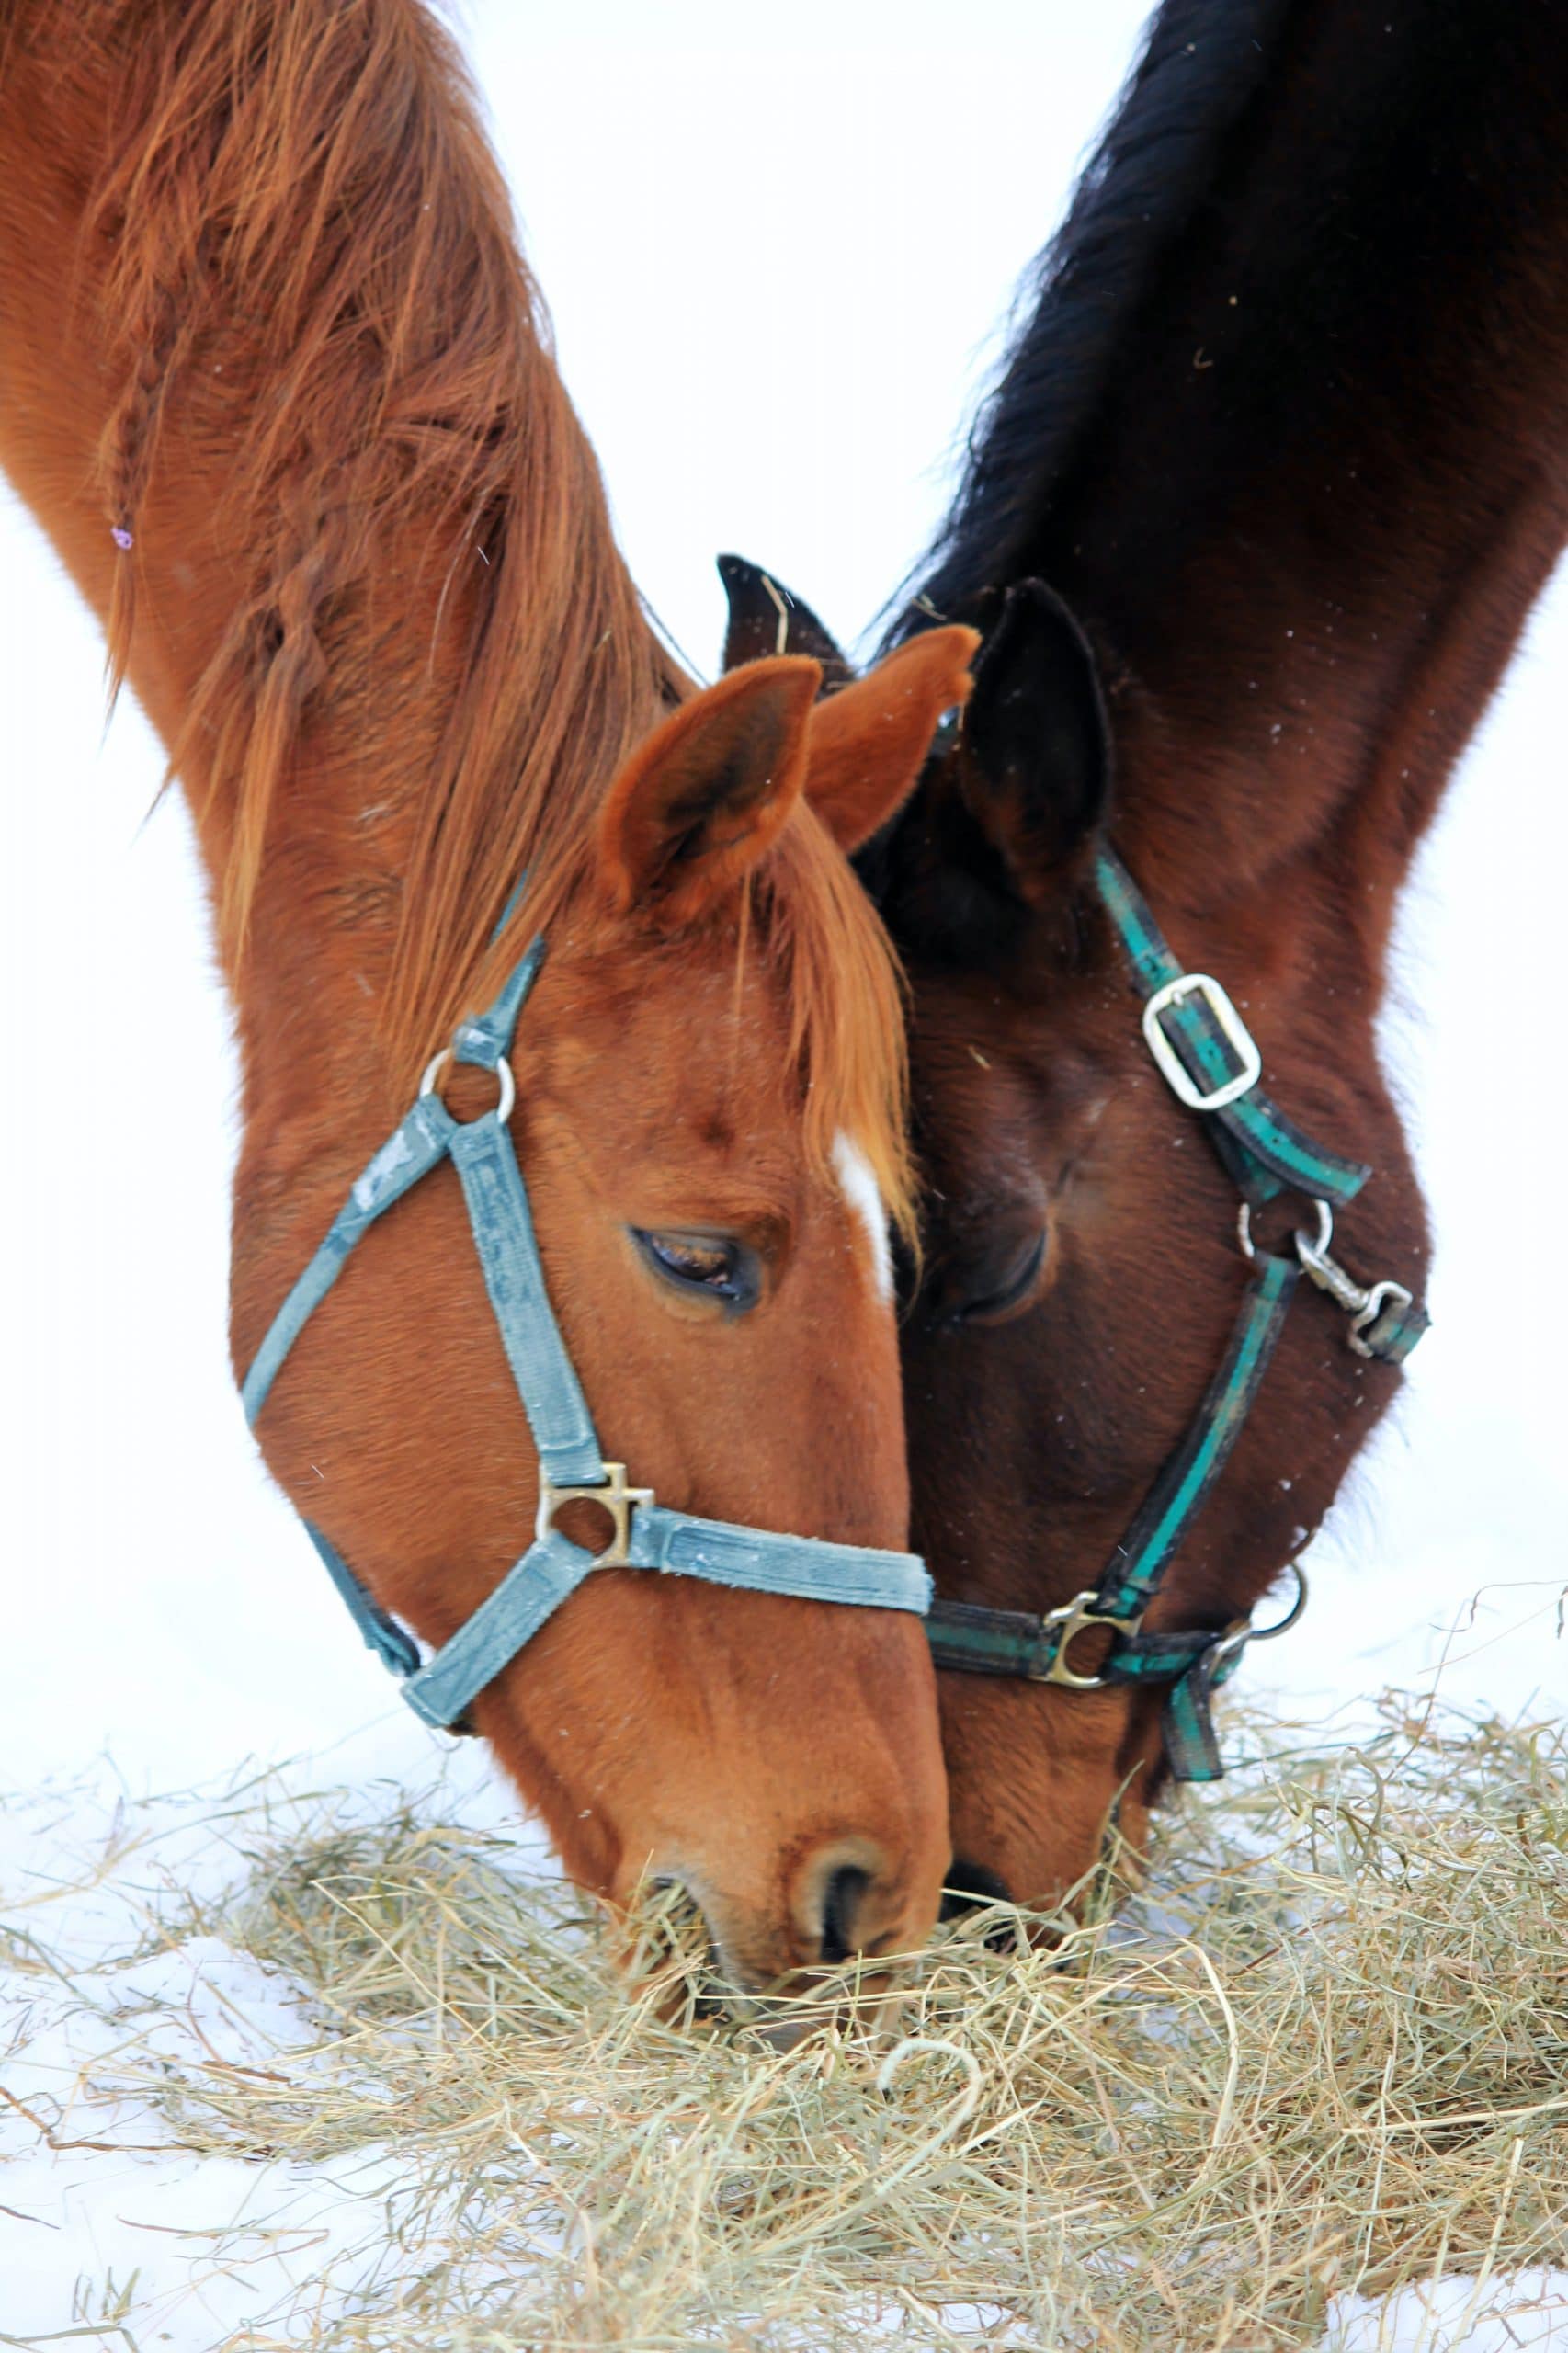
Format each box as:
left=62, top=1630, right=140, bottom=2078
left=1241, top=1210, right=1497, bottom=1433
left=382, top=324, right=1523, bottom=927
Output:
left=925, top=848, right=1428, bottom=1780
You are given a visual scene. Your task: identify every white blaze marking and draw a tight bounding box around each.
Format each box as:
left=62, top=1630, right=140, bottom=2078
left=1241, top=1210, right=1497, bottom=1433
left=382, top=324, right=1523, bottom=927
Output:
left=833, top=1131, right=892, bottom=1302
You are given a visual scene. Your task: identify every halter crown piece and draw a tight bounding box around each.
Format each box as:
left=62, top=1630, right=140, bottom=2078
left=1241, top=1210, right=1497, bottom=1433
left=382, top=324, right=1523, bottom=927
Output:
left=924, top=846, right=1429, bottom=1782
left=242, top=919, right=931, bottom=1735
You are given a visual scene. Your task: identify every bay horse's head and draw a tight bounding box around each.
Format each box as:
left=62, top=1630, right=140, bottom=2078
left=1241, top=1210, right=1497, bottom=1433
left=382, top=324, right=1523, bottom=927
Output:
left=722, top=563, right=1428, bottom=1915
left=240, top=631, right=976, bottom=1995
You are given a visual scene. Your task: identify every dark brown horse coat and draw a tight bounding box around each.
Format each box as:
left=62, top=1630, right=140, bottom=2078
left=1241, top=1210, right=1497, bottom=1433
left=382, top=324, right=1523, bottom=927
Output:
left=732, top=0, right=1568, bottom=1908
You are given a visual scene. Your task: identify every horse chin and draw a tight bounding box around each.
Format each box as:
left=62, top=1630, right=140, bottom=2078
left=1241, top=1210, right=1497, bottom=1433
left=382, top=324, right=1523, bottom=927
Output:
left=936, top=1673, right=1163, bottom=1919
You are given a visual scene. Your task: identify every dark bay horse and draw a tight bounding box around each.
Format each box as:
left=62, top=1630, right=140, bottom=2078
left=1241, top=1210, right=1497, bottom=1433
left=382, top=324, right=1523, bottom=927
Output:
left=0, top=0, right=981, bottom=1987
left=725, top=0, right=1568, bottom=1910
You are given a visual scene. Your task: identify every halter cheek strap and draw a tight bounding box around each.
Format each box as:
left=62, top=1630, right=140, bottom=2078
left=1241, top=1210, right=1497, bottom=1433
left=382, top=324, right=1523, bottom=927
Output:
left=243, top=930, right=930, bottom=1735
left=925, top=847, right=1429, bottom=1781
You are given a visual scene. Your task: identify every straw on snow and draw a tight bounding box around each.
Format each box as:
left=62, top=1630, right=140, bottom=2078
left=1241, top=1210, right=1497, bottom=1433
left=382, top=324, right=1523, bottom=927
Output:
left=20, top=1699, right=1568, bottom=2348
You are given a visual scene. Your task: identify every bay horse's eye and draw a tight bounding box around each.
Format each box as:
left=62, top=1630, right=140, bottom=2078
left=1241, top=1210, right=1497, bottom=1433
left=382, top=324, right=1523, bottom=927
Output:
left=947, top=1229, right=1048, bottom=1327
left=632, top=1229, right=762, bottom=1313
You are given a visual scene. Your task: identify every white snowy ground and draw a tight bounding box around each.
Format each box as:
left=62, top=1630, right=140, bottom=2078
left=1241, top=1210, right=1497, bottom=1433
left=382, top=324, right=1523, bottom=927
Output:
left=1, top=1, right=1564, bottom=2345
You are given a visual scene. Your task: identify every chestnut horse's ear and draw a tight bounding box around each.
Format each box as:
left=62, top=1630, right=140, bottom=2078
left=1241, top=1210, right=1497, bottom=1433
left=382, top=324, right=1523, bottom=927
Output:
left=597, top=656, right=823, bottom=929
left=803, top=626, right=980, bottom=853
left=957, top=580, right=1110, bottom=895
left=717, top=553, right=857, bottom=691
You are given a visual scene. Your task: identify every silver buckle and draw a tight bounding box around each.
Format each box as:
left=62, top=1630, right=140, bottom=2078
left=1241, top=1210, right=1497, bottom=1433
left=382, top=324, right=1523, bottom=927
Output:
left=1142, top=973, right=1262, bottom=1112
left=536, top=1461, right=654, bottom=1567
left=1030, top=1590, right=1141, bottom=1689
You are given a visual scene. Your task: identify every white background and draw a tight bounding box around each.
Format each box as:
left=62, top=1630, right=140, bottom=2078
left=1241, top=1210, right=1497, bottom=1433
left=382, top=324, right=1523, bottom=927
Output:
left=1, top=0, right=1562, bottom=1805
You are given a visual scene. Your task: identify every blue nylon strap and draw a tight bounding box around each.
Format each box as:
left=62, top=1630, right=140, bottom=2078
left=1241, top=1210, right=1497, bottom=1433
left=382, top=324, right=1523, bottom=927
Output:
left=304, top=1518, right=423, bottom=1679
left=1094, top=850, right=1369, bottom=1209
left=627, top=1505, right=932, bottom=1612
left=452, top=934, right=545, bottom=1071
left=398, top=1513, right=932, bottom=1733
left=400, top=1529, right=598, bottom=1730
left=448, top=1112, right=605, bottom=1489
left=241, top=1096, right=457, bottom=1423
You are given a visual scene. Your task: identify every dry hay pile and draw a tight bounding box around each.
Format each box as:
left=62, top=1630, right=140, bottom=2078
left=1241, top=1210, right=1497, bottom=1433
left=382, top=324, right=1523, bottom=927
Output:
left=45, top=1699, right=1568, bottom=2347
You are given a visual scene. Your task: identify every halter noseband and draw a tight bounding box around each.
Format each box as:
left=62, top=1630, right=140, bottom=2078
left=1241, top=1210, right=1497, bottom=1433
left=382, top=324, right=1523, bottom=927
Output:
left=925, top=847, right=1429, bottom=1781
left=242, top=926, right=931, bottom=1736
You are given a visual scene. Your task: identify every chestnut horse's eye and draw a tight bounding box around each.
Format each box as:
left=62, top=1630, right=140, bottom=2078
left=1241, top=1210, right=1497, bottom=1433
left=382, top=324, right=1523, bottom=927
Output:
left=946, top=1229, right=1048, bottom=1327
left=632, top=1229, right=762, bottom=1312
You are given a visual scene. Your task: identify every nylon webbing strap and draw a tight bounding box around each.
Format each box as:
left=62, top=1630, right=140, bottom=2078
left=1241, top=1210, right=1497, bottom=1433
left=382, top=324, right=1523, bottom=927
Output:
left=1094, top=851, right=1369, bottom=1209
left=449, top=1114, right=604, bottom=1489
left=240, top=1096, right=456, bottom=1424
left=628, top=1506, right=931, bottom=1613
left=924, top=1600, right=1062, bottom=1682
left=1096, top=1251, right=1298, bottom=1623
left=401, top=1528, right=599, bottom=1730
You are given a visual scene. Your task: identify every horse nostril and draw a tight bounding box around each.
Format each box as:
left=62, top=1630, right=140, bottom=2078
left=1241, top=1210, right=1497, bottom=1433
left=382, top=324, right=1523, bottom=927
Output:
left=940, top=1857, right=1015, bottom=1923
left=819, top=1864, right=872, bottom=1965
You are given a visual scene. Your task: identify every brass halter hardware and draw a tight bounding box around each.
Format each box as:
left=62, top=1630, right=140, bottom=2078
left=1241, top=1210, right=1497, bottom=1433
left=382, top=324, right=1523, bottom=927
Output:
left=535, top=1461, right=655, bottom=1568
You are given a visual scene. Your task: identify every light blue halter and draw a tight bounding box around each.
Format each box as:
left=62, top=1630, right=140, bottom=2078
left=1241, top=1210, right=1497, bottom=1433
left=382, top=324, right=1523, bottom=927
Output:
left=242, top=926, right=932, bottom=1733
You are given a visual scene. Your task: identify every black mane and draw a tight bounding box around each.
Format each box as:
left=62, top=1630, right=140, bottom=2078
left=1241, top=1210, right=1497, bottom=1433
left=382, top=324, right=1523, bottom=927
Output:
left=896, top=0, right=1290, bottom=636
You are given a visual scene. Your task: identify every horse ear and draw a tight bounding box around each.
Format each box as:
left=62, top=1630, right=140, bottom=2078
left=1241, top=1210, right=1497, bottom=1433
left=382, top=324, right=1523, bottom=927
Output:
left=957, top=580, right=1110, bottom=897
left=597, top=657, right=822, bottom=928
left=717, top=553, right=857, bottom=690
left=803, top=626, right=980, bottom=853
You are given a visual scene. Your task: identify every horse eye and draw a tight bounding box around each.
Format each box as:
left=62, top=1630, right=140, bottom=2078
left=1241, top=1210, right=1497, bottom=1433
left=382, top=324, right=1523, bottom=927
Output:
left=948, top=1229, right=1047, bottom=1327
left=632, top=1229, right=761, bottom=1312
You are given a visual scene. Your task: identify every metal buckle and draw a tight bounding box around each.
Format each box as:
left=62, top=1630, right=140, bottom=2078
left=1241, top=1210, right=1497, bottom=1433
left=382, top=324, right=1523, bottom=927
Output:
left=535, top=1461, right=653, bottom=1568
left=1031, top=1589, right=1141, bottom=1689
left=1142, top=973, right=1263, bottom=1112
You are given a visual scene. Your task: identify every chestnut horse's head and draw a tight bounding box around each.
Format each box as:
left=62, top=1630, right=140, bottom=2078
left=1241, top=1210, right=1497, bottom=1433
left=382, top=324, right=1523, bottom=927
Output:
left=239, top=631, right=977, bottom=1993
left=721, top=563, right=1429, bottom=1915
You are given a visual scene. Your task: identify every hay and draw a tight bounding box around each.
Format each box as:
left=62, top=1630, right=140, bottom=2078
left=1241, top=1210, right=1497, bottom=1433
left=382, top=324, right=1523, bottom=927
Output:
left=12, top=1698, right=1568, bottom=2348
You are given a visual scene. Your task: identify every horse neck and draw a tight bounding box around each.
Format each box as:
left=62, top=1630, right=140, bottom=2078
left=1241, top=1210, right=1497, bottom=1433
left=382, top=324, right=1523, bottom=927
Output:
left=0, top=0, right=661, bottom=1140
left=942, top=0, right=1568, bottom=963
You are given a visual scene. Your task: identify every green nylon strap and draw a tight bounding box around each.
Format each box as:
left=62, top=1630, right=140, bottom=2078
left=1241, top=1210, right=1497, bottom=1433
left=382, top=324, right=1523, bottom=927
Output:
left=1095, top=1251, right=1298, bottom=1624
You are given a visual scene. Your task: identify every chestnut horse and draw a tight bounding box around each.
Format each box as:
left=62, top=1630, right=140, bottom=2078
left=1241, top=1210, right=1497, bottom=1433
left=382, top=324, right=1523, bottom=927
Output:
left=0, top=0, right=978, bottom=1988
left=725, top=0, right=1568, bottom=1910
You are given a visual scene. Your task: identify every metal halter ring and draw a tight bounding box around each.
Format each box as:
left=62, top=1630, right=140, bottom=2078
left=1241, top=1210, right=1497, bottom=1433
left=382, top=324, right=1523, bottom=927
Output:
left=1237, top=1197, right=1333, bottom=1265
left=419, top=1047, right=516, bottom=1126
left=1210, top=1560, right=1310, bottom=1677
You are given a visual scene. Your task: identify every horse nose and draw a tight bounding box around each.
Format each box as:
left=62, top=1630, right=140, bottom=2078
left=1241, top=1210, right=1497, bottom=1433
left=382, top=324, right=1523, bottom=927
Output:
left=651, top=1836, right=933, bottom=2000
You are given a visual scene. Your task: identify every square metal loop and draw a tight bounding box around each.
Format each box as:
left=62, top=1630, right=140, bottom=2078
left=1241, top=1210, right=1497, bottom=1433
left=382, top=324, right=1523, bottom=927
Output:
left=535, top=1461, right=653, bottom=1567
left=1142, top=972, right=1263, bottom=1112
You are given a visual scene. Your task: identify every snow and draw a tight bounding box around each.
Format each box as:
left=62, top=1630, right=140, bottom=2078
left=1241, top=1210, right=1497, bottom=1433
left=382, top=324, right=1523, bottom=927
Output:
left=0, top=0, right=1563, bottom=2342
left=1323, top=2275, right=1568, bottom=2351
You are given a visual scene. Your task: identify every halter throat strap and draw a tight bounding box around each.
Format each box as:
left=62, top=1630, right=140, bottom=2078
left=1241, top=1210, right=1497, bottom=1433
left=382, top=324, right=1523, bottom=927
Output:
left=243, top=930, right=930, bottom=1734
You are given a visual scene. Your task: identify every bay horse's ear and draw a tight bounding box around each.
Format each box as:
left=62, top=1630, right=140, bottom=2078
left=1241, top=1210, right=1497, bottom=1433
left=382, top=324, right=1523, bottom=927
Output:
left=957, top=579, right=1110, bottom=896
left=803, top=626, right=980, bottom=853
left=597, top=657, right=823, bottom=929
left=717, top=553, right=857, bottom=690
